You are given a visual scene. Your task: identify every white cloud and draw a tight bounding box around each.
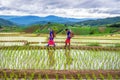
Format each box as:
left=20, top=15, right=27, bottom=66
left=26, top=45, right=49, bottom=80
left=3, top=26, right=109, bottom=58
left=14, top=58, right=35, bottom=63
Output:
left=0, top=9, right=29, bottom=16
left=0, top=0, right=120, bottom=18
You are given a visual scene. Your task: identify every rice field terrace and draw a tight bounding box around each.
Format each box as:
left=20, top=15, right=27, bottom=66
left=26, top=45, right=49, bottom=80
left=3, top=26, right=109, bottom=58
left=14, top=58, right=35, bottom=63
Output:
left=0, top=33, right=120, bottom=79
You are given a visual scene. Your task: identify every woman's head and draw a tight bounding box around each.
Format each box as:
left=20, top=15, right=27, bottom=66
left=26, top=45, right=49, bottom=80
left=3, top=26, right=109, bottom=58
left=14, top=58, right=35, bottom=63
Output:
left=65, top=29, right=69, bottom=31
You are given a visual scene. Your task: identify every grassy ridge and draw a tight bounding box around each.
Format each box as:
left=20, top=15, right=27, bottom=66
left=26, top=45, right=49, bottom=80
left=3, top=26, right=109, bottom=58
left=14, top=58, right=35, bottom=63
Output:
left=23, top=25, right=119, bottom=36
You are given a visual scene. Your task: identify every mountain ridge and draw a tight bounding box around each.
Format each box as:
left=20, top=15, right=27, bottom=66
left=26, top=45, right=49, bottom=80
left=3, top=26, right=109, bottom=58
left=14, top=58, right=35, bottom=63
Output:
left=0, top=18, right=17, bottom=27
left=0, top=15, right=97, bottom=26
left=76, top=16, right=120, bottom=26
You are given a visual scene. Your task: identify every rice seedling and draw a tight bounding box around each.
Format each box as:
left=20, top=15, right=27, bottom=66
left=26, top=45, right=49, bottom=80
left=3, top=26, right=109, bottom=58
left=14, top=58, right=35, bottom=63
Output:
left=0, top=35, right=120, bottom=79
left=0, top=46, right=120, bottom=70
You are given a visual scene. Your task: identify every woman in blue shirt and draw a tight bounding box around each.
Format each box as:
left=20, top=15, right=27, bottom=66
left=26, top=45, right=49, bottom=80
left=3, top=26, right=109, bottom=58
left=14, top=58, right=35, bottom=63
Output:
left=47, top=28, right=55, bottom=47
left=65, top=29, right=71, bottom=47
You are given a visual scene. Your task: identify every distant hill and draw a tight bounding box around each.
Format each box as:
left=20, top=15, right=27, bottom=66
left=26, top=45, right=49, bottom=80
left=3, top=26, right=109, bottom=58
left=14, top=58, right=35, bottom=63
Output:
left=42, top=15, right=83, bottom=22
left=1, top=15, right=119, bottom=27
left=9, top=15, right=87, bottom=25
left=0, top=15, right=19, bottom=19
left=24, top=22, right=120, bottom=35
left=0, top=18, right=16, bottom=27
left=8, top=16, right=43, bottom=26
left=31, top=15, right=93, bottom=25
left=108, top=23, right=120, bottom=28
left=76, top=16, right=120, bottom=26
left=0, top=15, right=96, bottom=26
left=24, top=23, right=65, bottom=33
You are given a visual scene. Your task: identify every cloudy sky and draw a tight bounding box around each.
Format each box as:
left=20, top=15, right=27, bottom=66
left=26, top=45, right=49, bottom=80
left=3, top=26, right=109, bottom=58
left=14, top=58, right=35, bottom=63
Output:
left=0, top=0, right=120, bottom=18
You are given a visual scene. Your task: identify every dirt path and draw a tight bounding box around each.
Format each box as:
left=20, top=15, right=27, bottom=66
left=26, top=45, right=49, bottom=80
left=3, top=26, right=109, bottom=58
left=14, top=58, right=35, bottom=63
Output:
left=0, top=69, right=120, bottom=79
left=0, top=46, right=120, bottom=51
